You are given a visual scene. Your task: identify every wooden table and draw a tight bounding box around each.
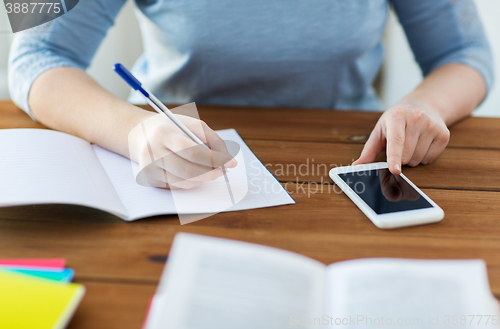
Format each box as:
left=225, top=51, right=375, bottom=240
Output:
left=1, top=100, right=500, bottom=328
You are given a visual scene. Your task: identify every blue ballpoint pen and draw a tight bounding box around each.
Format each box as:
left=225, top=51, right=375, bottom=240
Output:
left=114, top=63, right=234, bottom=203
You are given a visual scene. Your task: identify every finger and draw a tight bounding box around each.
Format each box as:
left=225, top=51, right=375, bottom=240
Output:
left=138, top=166, right=170, bottom=189
left=138, top=114, right=234, bottom=168
left=400, top=126, right=419, bottom=166
left=205, top=135, right=238, bottom=168
left=143, top=165, right=207, bottom=190
left=177, top=115, right=208, bottom=142
left=167, top=133, right=234, bottom=168
left=353, top=124, right=385, bottom=165
left=135, top=121, right=172, bottom=164
left=178, top=116, right=238, bottom=168
left=421, top=135, right=449, bottom=165
left=407, top=135, right=433, bottom=167
left=385, top=113, right=406, bottom=175
left=145, top=179, right=171, bottom=189
left=164, top=171, right=209, bottom=190
left=157, top=154, right=224, bottom=182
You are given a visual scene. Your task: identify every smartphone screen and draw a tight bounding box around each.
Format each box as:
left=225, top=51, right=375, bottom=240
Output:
left=338, top=168, right=433, bottom=214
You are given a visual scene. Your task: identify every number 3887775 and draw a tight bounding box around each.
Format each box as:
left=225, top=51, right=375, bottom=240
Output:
left=5, top=2, right=61, bottom=14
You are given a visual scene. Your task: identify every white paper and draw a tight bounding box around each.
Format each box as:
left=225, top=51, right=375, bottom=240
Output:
left=144, top=235, right=499, bottom=329
left=93, top=129, right=295, bottom=221
left=92, top=145, right=177, bottom=220
left=145, top=233, right=325, bottom=329
left=0, top=129, right=126, bottom=217
left=323, top=258, right=499, bottom=328
left=0, top=128, right=293, bottom=221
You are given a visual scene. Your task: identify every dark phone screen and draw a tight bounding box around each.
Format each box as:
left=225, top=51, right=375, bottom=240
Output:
left=338, top=169, right=433, bottom=215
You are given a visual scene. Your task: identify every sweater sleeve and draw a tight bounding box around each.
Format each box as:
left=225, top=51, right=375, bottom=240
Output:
left=390, top=0, right=494, bottom=93
left=8, top=0, right=128, bottom=118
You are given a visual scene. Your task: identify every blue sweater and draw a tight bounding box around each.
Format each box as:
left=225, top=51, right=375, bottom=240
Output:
left=9, top=0, right=493, bottom=117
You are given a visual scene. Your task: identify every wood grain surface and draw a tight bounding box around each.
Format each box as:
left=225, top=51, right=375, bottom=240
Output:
left=1, top=101, right=499, bottom=329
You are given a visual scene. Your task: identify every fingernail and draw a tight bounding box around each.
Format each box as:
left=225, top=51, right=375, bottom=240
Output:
left=395, top=163, right=401, bottom=172
left=224, top=158, right=238, bottom=168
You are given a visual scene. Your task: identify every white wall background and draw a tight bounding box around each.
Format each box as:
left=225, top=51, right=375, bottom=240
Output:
left=86, top=0, right=143, bottom=99
left=0, top=0, right=499, bottom=117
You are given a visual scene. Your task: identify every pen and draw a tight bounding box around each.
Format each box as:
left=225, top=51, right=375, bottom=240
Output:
left=113, top=63, right=228, bottom=175
left=114, top=64, right=234, bottom=204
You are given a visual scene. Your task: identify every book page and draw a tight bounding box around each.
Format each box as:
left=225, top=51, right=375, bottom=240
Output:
left=92, top=129, right=295, bottom=221
left=145, top=233, right=325, bottom=329
left=323, top=258, right=499, bottom=328
left=0, top=129, right=126, bottom=217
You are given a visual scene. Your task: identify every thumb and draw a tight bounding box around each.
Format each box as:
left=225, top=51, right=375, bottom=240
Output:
left=353, top=126, right=385, bottom=165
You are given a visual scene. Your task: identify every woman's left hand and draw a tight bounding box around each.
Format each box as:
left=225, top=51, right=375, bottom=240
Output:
left=353, top=101, right=450, bottom=175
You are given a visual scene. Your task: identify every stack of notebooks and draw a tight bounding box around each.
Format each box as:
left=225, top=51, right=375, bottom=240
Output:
left=0, top=258, right=85, bottom=329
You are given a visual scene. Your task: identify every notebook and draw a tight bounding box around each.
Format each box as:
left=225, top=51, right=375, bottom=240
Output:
left=0, top=128, right=294, bottom=221
left=0, top=258, right=74, bottom=285
left=0, top=258, right=66, bottom=269
left=0, top=270, right=85, bottom=329
left=144, top=233, right=500, bottom=329
left=1, top=268, right=74, bottom=283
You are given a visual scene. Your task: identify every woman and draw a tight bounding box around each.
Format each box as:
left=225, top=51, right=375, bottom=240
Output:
left=9, top=0, right=493, bottom=189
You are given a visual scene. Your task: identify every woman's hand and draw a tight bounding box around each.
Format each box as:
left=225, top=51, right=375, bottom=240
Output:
left=353, top=102, right=450, bottom=175
left=128, top=112, right=237, bottom=189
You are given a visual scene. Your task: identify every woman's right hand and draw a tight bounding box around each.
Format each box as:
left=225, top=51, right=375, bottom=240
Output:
left=128, top=112, right=237, bottom=189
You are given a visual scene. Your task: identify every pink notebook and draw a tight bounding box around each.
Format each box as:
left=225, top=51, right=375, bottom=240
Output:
left=0, top=259, right=66, bottom=269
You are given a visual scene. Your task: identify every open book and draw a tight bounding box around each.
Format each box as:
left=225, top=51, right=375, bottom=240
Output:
left=0, top=129, right=293, bottom=221
left=145, top=233, right=499, bottom=329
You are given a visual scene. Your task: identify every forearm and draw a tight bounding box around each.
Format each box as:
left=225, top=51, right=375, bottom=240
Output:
left=29, top=67, right=153, bottom=158
left=394, top=63, right=487, bottom=126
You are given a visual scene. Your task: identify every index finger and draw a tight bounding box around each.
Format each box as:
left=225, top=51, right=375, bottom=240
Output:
left=385, top=113, right=406, bottom=175
left=178, top=116, right=238, bottom=168
left=201, top=125, right=238, bottom=168
left=168, top=134, right=234, bottom=169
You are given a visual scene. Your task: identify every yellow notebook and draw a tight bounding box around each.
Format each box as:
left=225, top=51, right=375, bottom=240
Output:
left=0, top=269, right=85, bottom=329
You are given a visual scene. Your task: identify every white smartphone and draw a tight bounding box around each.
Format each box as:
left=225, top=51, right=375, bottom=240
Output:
left=329, top=162, right=444, bottom=229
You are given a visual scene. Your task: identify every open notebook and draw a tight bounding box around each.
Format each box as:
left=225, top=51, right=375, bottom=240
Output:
left=0, top=129, right=294, bottom=221
left=145, top=233, right=500, bottom=329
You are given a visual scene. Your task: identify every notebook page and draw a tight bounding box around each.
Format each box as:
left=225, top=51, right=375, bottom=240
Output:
left=169, top=130, right=248, bottom=216
left=323, top=259, right=499, bottom=328
left=92, top=145, right=176, bottom=220
left=0, top=129, right=126, bottom=217
left=145, top=233, right=325, bottom=329
left=221, top=129, right=295, bottom=211
left=168, top=149, right=245, bottom=218
left=92, top=129, right=294, bottom=221
left=171, top=129, right=295, bottom=216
